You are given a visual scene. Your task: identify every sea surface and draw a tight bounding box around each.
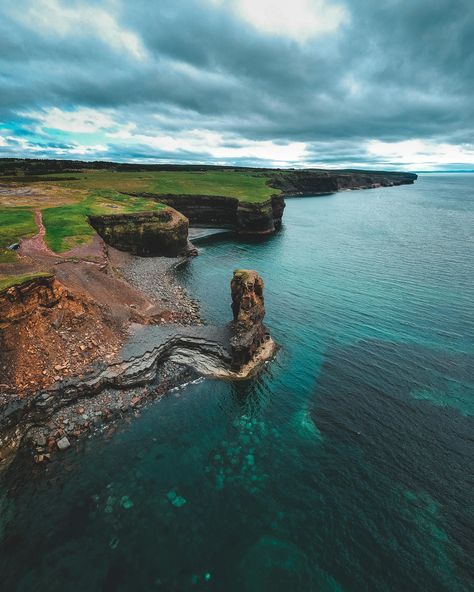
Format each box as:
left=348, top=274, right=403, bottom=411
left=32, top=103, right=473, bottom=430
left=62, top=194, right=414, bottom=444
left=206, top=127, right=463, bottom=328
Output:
left=1, top=175, right=473, bottom=591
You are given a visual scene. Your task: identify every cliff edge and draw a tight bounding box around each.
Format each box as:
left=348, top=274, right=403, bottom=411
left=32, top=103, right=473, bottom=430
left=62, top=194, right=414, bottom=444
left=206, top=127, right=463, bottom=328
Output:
left=88, top=207, right=189, bottom=256
left=269, top=169, right=417, bottom=196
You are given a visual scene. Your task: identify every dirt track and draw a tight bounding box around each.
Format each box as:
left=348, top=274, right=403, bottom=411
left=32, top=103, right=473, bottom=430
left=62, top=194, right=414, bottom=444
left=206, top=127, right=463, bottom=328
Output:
left=1, top=211, right=201, bottom=395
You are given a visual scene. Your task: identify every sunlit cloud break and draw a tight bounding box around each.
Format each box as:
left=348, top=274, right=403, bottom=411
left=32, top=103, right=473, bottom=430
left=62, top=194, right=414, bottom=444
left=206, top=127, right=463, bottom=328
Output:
left=0, top=0, right=473, bottom=170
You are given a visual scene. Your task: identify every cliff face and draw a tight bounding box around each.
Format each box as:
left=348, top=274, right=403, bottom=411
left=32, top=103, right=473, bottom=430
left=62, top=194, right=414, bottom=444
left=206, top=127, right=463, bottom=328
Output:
left=271, top=194, right=285, bottom=229
left=0, top=276, right=121, bottom=394
left=157, top=194, right=237, bottom=227
left=229, top=270, right=269, bottom=370
left=137, top=194, right=285, bottom=236
left=0, top=275, right=58, bottom=327
left=88, top=208, right=189, bottom=256
left=269, top=170, right=417, bottom=196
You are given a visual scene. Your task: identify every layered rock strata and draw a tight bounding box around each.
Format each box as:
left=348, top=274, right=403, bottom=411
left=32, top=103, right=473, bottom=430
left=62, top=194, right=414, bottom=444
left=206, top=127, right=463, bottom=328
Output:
left=230, top=270, right=270, bottom=370
left=0, top=269, right=278, bottom=462
left=0, top=274, right=56, bottom=327
left=88, top=208, right=189, bottom=256
left=135, top=194, right=285, bottom=236
left=268, top=170, right=418, bottom=196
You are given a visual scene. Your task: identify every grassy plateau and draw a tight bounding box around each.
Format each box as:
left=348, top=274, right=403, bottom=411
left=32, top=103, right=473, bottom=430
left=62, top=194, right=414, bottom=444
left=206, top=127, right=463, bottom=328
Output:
left=14, top=170, right=277, bottom=203
left=0, top=167, right=278, bottom=286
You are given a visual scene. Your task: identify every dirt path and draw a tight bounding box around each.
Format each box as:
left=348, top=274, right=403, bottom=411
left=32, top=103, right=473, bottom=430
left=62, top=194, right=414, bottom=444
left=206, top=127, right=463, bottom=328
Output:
left=20, top=210, right=59, bottom=260
left=16, top=210, right=195, bottom=326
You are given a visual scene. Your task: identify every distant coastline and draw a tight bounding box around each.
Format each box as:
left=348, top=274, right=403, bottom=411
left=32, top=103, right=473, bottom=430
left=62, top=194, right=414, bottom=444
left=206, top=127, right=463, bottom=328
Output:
left=0, top=158, right=417, bottom=465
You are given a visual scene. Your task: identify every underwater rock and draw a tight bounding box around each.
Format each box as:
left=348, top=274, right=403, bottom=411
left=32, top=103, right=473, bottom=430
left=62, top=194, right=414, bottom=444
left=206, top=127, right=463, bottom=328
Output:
left=230, top=270, right=270, bottom=371
left=166, top=489, right=187, bottom=507
left=120, top=496, right=134, bottom=510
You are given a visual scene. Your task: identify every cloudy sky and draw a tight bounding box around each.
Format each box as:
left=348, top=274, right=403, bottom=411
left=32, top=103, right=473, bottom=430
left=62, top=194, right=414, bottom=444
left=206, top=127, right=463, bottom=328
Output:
left=1, top=0, right=473, bottom=170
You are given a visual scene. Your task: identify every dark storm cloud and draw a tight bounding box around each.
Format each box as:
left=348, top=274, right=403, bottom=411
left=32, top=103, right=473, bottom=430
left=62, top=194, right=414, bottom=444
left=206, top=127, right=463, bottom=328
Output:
left=0, top=0, right=473, bottom=168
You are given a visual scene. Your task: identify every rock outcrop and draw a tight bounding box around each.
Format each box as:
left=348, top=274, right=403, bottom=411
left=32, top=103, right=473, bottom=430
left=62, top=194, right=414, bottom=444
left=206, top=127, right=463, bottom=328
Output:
left=136, top=194, right=285, bottom=236
left=0, top=270, right=278, bottom=461
left=88, top=208, right=189, bottom=256
left=230, top=270, right=270, bottom=370
left=0, top=274, right=57, bottom=327
left=0, top=275, right=121, bottom=395
left=268, top=170, right=417, bottom=196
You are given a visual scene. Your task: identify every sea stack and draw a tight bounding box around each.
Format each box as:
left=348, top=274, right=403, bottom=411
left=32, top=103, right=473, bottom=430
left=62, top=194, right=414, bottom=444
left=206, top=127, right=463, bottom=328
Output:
left=230, top=269, right=270, bottom=371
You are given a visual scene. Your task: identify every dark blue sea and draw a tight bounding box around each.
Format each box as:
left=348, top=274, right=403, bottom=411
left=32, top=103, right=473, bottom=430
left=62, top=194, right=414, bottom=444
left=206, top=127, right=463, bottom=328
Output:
left=1, top=174, right=473, bottom=591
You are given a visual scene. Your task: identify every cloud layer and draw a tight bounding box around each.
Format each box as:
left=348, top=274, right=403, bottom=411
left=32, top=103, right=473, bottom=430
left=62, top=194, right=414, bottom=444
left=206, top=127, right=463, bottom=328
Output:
left=1, top=0, right=473, bottom=169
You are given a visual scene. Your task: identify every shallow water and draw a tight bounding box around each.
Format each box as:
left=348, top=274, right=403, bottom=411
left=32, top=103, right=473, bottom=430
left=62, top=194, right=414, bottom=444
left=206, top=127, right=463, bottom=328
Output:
left=1, top=175, right=473, bottom=591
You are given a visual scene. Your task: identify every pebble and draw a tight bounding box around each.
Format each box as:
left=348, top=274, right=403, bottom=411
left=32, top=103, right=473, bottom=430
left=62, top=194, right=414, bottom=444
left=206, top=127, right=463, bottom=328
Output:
left=57, top=436, right=71, bottom=451
left=34, top=433, right=47, bottom=447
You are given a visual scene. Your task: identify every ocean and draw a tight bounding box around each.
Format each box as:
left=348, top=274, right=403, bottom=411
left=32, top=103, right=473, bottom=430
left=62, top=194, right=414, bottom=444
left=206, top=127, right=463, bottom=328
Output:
left=1, top=174, right=473, bottom=591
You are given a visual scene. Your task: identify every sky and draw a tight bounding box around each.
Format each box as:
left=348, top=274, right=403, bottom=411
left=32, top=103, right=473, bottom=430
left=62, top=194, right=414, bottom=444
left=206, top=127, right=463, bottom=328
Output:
left=0, top=0, right=473, bottom=170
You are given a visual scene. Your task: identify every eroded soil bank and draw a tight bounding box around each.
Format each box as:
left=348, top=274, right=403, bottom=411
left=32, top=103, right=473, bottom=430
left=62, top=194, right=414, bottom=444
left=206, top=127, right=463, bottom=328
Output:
left=0, top=220, right=275, bottom=467
left=0, top=209, right=210, bottom=465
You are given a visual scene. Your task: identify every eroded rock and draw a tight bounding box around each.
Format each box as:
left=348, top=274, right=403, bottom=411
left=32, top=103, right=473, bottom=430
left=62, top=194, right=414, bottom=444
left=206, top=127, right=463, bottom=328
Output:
left=88, top=208, right=189, bottom=256
left=230, top=270, right=270, bottom=370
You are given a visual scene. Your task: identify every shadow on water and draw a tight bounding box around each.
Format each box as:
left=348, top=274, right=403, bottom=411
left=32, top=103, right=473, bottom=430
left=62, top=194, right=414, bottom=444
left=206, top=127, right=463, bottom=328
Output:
left=311, top=339, right=474, bottom=591
left=1, top=177, right=474, bottom=592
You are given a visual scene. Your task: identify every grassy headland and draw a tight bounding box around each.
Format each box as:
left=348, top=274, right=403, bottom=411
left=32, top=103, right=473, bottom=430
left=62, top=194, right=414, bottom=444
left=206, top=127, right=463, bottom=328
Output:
left=41, top=190, right=166, bottom=252
left=2, top=169, right=277, bottom=203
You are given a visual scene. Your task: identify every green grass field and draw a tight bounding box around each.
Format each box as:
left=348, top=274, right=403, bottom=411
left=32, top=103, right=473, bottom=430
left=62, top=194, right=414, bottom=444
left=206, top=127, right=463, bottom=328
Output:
left=1, top=188, right=165, bottom=256
left=0, top=208, right=37, bottom=263
left=0, top=169, right=278, bottom=287
left=41, top=190, right=165, bottom=252
left=15, top=170, right=277, bottom=203
left=1, top=169, right=277, bottom=255
left=0, top=271, right=52, bottom=292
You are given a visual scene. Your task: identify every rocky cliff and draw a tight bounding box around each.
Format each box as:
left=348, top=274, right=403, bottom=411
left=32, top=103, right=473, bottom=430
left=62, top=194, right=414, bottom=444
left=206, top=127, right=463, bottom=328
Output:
left=0, top=274, right=57, bottom=327
left=268, top=170, right=417, bottom=196
left=88, top=208, right=189, bottom=256
left=137, top=194, right=285, bottom=236
left=229, top=270, right=270, bottom=370
left=0, top=275, right=121, bottom=395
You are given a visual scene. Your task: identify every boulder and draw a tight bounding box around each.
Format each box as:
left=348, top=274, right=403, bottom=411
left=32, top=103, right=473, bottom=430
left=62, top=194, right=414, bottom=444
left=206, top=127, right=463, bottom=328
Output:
left=57, top=436, right=71, bottom=451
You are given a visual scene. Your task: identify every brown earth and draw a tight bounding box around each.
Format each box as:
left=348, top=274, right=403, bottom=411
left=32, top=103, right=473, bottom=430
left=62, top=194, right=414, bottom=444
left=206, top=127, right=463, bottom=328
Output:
left=230, top=269, right=269, bottom=370
left=1, top=211, right=200, bottom=397
left=0, top=276, right=122, bottom=396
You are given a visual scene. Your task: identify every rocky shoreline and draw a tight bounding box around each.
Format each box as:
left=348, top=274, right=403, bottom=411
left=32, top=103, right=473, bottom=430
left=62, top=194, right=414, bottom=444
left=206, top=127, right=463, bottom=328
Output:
left=0, top=163, right=417, bottom=469
left=0, top=258, right=276, bottom=468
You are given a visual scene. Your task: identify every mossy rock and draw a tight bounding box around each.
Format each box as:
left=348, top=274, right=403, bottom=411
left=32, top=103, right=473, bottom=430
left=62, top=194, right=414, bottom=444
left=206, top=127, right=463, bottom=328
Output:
left=88, top=208, right=189, bottom=256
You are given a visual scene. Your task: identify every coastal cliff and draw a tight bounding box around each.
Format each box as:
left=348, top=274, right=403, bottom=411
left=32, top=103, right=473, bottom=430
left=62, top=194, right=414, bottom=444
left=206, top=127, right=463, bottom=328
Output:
left=136, top=193, right=285, bottom=236
left=0, top=275, right=122, bottom=396
left=269, top=170, right=417, bottom=196
left=88, top=208, right=189, bottom=256
left=129, top=170, right=414, bottom=236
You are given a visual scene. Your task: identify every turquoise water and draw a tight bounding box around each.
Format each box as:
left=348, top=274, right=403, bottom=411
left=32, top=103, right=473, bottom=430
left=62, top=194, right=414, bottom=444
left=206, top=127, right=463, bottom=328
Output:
left=1, top=175, right=473, bottom=591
